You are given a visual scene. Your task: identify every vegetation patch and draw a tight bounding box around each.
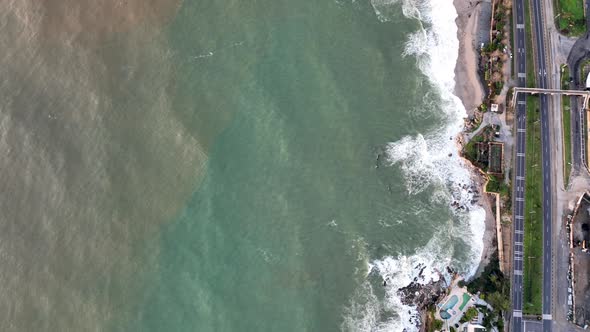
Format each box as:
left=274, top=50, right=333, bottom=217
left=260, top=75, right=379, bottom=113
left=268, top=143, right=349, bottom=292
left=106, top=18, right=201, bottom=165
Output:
left=478, top=1, right=510, bottom=106
left=561, top=64, right=572, bottom=90
left=460, top=307, right=479, bottom=323
left=523, top=95, right=543, bottom=314
left=486, top=175, right=510, bottom=198
left=563, top=97, right=572, bottom=183
left=466, top=254, right=509, bottom=330
left=462, top=126, right=495, bottom=170
left=561, top=64, right=572, bottom=184
left=579, top=59, right=590, bottom=85
left=554, top=0, right=586, bottom=36
left=463, top=125, right=511, bottom=213
left=432, top=319, right=443, bottom=332
left=488, top=143, right=503, bottom=174
left=524, top=0, right=535, bottom=88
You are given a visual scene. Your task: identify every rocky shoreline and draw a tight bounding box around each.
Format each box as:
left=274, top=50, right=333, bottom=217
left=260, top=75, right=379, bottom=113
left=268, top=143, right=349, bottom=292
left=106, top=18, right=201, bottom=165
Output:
left=396, top=0, right=501, bottom=330
left=452, top=0, right=499, bottom=284
left=380, top=0, right=504, bottom=330
left=397, top=266, right=456, bottom=331
left=397, top=266, right=450, bottom=309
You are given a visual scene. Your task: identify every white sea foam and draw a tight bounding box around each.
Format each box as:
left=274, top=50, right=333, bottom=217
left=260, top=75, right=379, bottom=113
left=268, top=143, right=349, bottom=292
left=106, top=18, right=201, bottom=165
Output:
left=343, top=231, right=454, bottom=332
left=386, top=0, right=485, bottom=279
left=343, top=0, right=487, bottom=330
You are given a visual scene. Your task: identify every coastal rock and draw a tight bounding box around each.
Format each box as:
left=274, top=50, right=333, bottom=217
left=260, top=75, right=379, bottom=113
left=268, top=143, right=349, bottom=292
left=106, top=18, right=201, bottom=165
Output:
left=396, top=267, right=449, bottom=330
left=397, top=277, right=447, bottom=311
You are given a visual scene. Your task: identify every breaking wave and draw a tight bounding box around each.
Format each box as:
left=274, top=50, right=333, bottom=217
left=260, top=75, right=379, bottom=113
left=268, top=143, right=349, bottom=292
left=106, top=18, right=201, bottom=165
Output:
left=342, top=0, right=487, bottom=330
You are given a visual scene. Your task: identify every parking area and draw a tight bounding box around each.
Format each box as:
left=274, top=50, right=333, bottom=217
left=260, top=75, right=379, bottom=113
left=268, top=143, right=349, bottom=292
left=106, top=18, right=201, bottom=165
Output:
left=523, top=320, right=543, bottom=332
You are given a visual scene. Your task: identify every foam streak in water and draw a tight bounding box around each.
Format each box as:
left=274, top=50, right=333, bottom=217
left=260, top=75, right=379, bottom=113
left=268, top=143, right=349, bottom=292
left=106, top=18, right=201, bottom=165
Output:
left=343, top=0, right=487, bottom=330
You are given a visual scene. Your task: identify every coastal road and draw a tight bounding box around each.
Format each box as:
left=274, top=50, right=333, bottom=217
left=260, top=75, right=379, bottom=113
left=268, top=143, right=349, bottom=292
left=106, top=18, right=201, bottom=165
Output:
left=512, top=0, right=553, bottom=330
left=512, top=0, right=527, bottom=330
left=531, top=0, right=553, bottom=330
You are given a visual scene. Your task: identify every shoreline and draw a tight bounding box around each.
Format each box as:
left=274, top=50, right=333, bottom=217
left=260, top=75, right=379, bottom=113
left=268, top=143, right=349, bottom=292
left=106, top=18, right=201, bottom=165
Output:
left=403, top=2, right=503, bottom=329
left=453, top=0, right=498, bottom=278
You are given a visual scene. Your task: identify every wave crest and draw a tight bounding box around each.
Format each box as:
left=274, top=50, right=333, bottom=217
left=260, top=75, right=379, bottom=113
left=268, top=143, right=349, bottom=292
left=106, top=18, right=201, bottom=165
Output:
left=343, top=0, right=488, bottom=330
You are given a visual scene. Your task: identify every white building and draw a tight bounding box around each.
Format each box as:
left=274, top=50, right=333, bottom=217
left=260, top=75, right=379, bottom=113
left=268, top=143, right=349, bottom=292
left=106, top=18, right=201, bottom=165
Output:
left=463, top=323, right=486, bottom=332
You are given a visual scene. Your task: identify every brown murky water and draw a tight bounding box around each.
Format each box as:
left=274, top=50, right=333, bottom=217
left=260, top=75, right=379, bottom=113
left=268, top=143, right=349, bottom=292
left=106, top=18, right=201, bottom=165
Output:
left=0, top=1, right=210, bottom=330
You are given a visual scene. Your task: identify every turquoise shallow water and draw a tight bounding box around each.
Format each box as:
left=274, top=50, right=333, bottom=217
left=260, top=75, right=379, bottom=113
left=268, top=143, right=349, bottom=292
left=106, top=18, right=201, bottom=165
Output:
left=131, top=1, right=457, bottom=331
left=0, top=0, right=481, bottom=331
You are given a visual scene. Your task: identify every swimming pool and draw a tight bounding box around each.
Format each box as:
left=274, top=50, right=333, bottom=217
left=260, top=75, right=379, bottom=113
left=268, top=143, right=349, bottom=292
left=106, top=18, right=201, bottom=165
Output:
left=442, top=295, right=458, bottom=310
left=458, top=293, right=471, bottom=311
left=440, top=311, right=451, bottom=319
left=439, top=295, right=458, bottom=320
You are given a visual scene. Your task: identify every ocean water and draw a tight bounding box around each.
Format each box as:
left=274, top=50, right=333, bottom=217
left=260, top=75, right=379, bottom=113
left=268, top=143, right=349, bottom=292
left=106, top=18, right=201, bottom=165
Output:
left=0, top=0, right=485, bottom=331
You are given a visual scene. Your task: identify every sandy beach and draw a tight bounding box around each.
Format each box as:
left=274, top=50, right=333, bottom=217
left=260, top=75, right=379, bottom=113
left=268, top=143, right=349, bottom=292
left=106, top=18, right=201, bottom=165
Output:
left=453, top=0, right=499, bottom=276
left=454, top=0, right=485, bottom=114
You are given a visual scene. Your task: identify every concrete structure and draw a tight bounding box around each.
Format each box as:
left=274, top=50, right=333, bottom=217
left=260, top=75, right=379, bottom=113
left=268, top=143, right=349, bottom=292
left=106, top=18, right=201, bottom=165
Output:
left=511, top=87, right=590, bottom=109
left=463, top=323, right=486, bottom=332
left=462, top=313, right=487, bottom=332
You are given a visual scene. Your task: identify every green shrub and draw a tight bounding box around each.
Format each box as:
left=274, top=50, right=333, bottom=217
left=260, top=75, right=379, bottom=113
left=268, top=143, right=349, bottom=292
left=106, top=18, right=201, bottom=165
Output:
left=433, top=319, right=443, bottom=331
left=486, top=175, right=509, bottom=195
left=460, top=307, right=479, bottom=323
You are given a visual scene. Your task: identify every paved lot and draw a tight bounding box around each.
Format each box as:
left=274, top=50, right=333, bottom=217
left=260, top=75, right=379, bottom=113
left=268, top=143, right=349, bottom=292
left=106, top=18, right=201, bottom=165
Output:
left=524, top=319, right=545, bottom=332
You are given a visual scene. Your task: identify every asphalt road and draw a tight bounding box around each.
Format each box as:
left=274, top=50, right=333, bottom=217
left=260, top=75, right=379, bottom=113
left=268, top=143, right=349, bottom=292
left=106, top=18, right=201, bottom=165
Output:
left=530, top=1, right=553, bottom=330
left=512, top=0, right=553, bottom=330
left=512, top=0, right=527, bottom=329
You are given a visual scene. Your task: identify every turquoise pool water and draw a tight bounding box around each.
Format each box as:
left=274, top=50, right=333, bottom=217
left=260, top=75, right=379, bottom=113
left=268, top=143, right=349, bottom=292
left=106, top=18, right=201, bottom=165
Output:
left=440, top=295, right=459, bottom=320
left=459, top=293, right=471, bottom=311
left=442, top=295, right=458, bottom=310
